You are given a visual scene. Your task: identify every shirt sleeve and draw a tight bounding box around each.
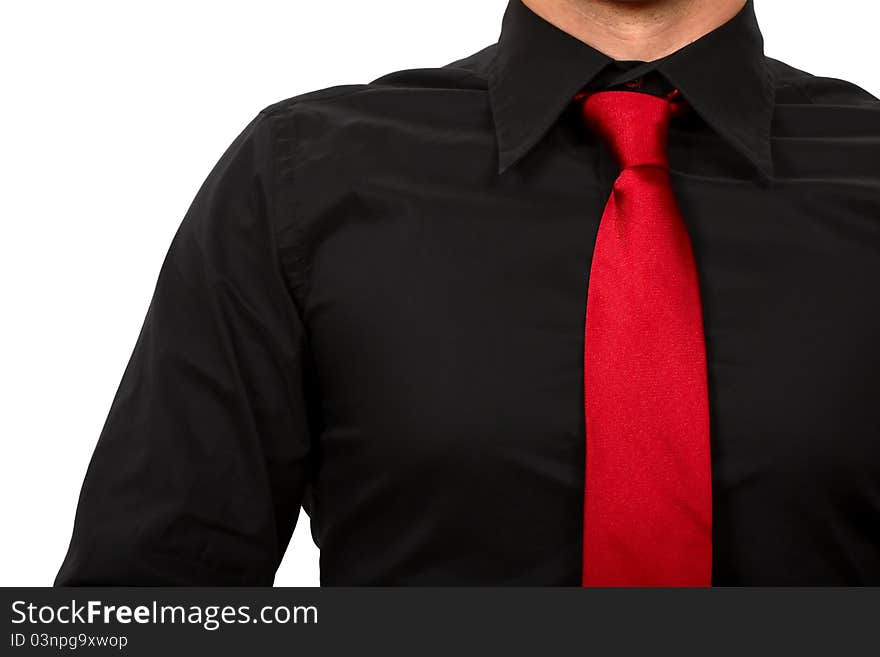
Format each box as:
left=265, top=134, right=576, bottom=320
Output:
left=54, top=110, right=317, bottom=585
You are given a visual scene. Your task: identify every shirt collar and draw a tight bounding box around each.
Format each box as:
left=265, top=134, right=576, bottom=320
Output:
left=488, top=0, right=775, bottom=178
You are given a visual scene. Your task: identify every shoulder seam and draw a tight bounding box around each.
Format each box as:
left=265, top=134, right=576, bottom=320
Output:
left=258, top=84, right=374, bottom=118
left=781, top=77, right=816, bottom=104
left=249, top=111, right=302, bottom=319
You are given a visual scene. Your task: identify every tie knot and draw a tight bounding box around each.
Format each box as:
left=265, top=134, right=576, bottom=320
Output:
left=578, top=90, right=673, bottom=170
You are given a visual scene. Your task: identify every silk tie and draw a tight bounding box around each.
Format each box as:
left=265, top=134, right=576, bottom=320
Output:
left=577, top=89, right=712, bottom=586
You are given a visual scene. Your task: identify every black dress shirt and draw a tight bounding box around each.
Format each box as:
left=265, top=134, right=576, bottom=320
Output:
left=56, top=0, right=880, bottom=586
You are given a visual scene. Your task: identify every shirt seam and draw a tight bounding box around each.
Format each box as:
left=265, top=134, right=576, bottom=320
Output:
left=260, top=86, right=380, bottom=316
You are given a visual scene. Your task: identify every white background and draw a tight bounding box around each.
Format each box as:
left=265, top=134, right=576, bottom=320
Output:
left=1, top=1, right=878, bottom=586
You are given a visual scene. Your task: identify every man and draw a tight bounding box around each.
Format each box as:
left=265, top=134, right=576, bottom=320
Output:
left=56, top=0, right=880, bottom=586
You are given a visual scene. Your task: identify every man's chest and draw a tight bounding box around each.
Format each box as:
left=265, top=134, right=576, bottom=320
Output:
left=284, top=149, right=880, bottom=582
left=295, top=166, right=880, bottom=457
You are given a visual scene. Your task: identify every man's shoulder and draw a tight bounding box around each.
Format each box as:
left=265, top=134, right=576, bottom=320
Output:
left=767, top=57, right=879, bottom=182
left=258, top=43, right=496, bottom=122
left=768, top=57, right=879, bottom=107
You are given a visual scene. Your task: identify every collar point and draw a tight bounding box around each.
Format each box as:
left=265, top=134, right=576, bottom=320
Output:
left=750, top=147, right=775, bottom=183
left=755, top=161, right=775, bottom=184
left=496, top=148, right=521, bottom=176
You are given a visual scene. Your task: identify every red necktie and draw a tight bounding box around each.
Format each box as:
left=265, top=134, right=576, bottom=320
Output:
left=578, top=90, right=712, bottom=586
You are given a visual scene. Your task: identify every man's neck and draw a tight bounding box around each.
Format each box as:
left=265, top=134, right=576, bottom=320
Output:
left=520, top=0, right=747, bottom=61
